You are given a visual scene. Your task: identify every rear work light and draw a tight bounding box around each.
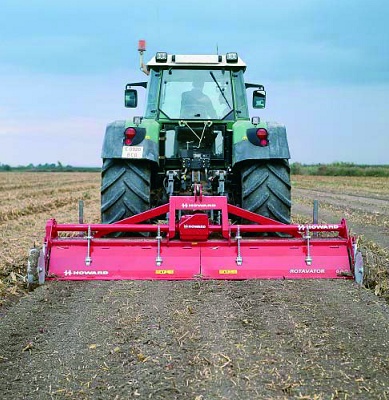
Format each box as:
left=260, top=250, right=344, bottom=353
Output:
left=124, top=127, right=137, bottom=145
left=226, top=52, right=238, bottom=62
left=155, top=52, right=168, bottom=62
left=256, top=128, right=269, bottom=147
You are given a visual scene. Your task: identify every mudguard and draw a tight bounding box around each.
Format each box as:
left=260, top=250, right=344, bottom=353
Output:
left=101, top=120, right=159, bottom=163
left=233, top=121, right=290, bottom=166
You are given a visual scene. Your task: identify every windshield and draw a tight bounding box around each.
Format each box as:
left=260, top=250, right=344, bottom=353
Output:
left=159, top=69, right=233, bottom=120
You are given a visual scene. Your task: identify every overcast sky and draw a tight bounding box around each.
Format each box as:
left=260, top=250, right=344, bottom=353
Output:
left=0, top=0, right=388, bottom=166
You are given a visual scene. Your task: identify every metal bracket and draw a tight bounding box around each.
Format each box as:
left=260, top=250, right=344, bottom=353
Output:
left=353, top=241, right=364, bottom=285
left=179, top=120, right=213, bottom=148
left=156, top=225, right=163, bottom=266
left=313, top=199, right=319, bottom=237
left=38, top=245, right=46, bottom=285
left=217, top=171, right=225, bottom=195
left=193, top=182, right=202, bottom=199
left=79, top=200, right=84, bottom=224
left=166, top=171, right=175, bottom=196
left=303, top=227, right=312, bottom=266
left=78, top=200, right=84, bottom=237
left=85, top=225, right=93, bottom=266
left=235, top=225, right=243, bottom=266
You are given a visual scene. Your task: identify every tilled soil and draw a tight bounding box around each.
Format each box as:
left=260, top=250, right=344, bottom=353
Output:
left=292, top=187, right=389, bottom=251
left=1, top=280, right=388, bottom=399
left=1, top=176, right=389, bottom=399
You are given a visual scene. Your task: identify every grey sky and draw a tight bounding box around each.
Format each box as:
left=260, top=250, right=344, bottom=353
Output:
left=0, top=0, right=388, bottom=166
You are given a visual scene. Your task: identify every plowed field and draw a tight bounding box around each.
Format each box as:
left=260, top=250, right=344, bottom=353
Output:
left=0, top=172, right=388, bottom=400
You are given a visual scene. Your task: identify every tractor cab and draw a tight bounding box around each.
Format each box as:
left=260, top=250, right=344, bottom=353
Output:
left=124, top=52, right=267, bottom=194
left=125, top=52, right=265, bottom=121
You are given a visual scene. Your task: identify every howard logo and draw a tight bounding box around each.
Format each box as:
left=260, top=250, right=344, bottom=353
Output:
left=183, top=224, right=207, bottom=229
left=64, top=270, right=109, bottom=276
left=181, top=203, right=216, bottom=209
left=297, top=224, right=339, bottom=231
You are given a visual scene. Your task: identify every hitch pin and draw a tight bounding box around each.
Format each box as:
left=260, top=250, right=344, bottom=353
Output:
left=156, top=225, right=163, bottom=267
left=85, top=225, right=92, bottom=266
left=236, top=225, right=243, bottom=266
left=304, top=227, right=312, bottom=266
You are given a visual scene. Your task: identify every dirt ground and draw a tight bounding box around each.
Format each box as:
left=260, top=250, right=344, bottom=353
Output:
left=1, top=279, right=389, bottom=400
left=292, top=186, right=389, bottom=251
left=0, top=174, right=389, bottom=399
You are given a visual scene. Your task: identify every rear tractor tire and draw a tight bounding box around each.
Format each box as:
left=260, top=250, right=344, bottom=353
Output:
left=241, top=160, right=291, bottom=224
left=101, top=159, right=151, bottom=223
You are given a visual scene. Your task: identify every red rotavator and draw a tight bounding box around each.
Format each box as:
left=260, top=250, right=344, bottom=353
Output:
left=27, top=193, right=362, bottom=286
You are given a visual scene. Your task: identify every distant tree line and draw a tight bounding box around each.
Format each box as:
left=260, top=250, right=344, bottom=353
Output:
left=291, top=162, right=389, bottom=177
left=0, top=162, right=100, bottom=172
left=1, top=161, right=388, bottom=176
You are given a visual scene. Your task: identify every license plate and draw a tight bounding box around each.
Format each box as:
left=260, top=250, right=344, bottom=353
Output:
left=122, top=146, right=143, bottom=159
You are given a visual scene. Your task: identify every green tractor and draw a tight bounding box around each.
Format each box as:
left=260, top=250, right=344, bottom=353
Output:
left=101, top=49, right=291, bottom=225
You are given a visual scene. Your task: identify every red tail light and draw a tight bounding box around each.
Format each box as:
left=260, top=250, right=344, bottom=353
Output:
left=256, top=128, right=268, bottom=146
left=124, top=127, right=136, bottom=145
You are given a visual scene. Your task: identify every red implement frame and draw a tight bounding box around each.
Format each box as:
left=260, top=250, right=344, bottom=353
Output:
left=41, top=195, right=356, bottom=281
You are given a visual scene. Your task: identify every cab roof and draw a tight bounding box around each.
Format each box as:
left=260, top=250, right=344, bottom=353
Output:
left=146, top=53, right=246, bottom=70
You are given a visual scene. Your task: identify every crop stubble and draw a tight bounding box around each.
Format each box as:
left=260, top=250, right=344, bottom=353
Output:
left=0, top=172, right=389, bottom=399
left=0, top=172, right=100, bottom=300
left=0, top=172, right=388, bottom=302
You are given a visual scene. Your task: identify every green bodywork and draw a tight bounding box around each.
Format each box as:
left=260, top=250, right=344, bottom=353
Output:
left=125, top=119, right=160, bottom=143
left=102, top=61, right=290, bottom=165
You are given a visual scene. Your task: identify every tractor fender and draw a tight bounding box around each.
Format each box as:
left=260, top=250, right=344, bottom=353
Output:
left=232, top=121, right=290, bottom=166
left=101, top=120, right=159, bottom=163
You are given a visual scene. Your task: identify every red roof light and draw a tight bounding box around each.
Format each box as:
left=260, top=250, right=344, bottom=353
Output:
left=138, top=40, right=146, bottom=52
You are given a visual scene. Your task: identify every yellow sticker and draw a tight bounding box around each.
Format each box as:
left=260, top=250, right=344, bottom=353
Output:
left=219, top=269, right=238, bottom=275
left=155, top=269, right=174, bottom=275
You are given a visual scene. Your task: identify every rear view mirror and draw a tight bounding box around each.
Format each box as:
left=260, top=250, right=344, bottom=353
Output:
left=253, top=89, right=266, bottom=109
left=125, top=88, right=138, bottom=108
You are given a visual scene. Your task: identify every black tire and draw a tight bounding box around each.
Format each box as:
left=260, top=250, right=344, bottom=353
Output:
left=241, top=159, right=291, bottom=224
left=101, top=159, right=151, bottom=223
